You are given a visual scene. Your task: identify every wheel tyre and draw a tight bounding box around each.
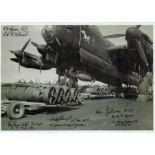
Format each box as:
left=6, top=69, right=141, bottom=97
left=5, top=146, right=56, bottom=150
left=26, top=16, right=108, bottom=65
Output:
left=7, top=103, right=25, bottom=119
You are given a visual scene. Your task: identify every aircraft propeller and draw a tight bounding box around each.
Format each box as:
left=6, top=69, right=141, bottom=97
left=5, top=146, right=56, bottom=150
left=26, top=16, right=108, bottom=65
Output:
left=103, top=34, right=125, bottom=38
left=31, top=41, right=39, bottom=48
left=103, top=25, right=141, bottom=38
left=135, top=39, right=149, bottom=70
left=31, top=41, right=49, bottom=55
left=104, top=25, right=151, bottom=70
left=31, top=41, right=48, bottom=73
left=10, top=39, right=31, bottom=73
left=31, top=40, right=58, bottom=65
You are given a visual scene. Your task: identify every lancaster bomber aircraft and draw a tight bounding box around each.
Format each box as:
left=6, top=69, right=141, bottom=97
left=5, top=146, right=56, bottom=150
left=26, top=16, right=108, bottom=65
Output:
left=10, top=25, right=153, bottom=94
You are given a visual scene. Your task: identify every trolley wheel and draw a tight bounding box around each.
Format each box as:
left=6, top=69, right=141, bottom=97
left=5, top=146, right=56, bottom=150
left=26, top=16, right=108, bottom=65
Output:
left=7, top=102, right=25, bottom=119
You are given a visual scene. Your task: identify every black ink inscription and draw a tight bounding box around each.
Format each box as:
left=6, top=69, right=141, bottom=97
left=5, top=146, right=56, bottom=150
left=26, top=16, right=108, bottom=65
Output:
left=3, top=26, right=29, bottom=37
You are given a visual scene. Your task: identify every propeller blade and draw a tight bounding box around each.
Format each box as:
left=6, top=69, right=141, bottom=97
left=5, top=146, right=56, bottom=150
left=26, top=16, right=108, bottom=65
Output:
left=104, top=34, right=125, bottom=38
left=10, top=50, right=16, bottom=54
left=104, top=26, right=141, bottom=39
left=142, top=32, right=153, bottom=45
left=135, top=39, right=149, bottom=68
left=18, top=58, right=21, bottom=74
left=40, top=66, right=41, bottom=74
left=38, top=58, right=42, bottom=74
left=138, top=65, right=141, bottom=81
left=31, top=41, right=39, bottom=48
left=21, top=39, right=31, bottom=52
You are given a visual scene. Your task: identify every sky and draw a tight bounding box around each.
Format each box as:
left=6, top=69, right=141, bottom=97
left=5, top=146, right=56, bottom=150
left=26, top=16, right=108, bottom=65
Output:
left=1, top=25, right=153, bottom=85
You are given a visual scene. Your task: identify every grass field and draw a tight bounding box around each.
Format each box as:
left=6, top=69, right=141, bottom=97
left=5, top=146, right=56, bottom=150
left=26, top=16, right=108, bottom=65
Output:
left=1, top=98, right=153, bottom=130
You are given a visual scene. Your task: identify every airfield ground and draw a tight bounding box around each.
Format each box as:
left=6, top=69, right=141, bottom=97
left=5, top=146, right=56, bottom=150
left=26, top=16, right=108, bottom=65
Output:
left=1, top=98, right=153, bottom=130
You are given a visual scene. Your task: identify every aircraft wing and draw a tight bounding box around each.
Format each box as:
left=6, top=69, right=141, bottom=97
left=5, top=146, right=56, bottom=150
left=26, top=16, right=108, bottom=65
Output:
left=107, top=45, right=137, bottom=62
left=23, top=52, right=40, bottom=61
left=107, top=45, right=139, bottom=73
left=107, top=45, right=128, bottom=52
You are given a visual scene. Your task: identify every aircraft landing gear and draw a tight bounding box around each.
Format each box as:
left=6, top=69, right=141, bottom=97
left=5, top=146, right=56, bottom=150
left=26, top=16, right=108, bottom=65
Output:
left=114, top=84, right=138, bottom=99
left=123, top=87, right=138, bottom=99
left=56, top=66, right=78, bottom=88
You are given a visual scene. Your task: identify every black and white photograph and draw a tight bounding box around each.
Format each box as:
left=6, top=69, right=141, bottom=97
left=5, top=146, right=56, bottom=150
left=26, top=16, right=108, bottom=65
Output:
left=1, top=25, right=153, bottom=130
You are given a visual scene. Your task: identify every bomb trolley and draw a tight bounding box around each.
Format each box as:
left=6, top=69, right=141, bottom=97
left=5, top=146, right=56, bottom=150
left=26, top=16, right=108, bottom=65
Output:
left=1, top=84, right=84, bottom=119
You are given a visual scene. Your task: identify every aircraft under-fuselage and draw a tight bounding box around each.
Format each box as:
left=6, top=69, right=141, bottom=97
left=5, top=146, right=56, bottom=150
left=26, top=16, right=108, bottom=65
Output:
left=10, top=25, right=153, bottom=89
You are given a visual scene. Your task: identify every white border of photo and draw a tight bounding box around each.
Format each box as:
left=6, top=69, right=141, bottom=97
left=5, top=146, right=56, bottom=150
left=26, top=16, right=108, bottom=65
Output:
left=0, top=1, right=155, bottom=155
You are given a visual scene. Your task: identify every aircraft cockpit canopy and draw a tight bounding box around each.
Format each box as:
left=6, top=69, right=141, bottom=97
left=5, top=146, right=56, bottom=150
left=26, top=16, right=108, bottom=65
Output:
left=41, top=25, right=57, bottom=43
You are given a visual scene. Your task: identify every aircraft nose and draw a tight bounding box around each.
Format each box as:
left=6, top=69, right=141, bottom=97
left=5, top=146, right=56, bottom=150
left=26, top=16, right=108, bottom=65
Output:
left=41, top=25, right=56, bottom=43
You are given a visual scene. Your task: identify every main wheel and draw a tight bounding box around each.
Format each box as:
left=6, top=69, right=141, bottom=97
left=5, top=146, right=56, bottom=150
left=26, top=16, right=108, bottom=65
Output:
left=7, top=102, right=25, bottom=119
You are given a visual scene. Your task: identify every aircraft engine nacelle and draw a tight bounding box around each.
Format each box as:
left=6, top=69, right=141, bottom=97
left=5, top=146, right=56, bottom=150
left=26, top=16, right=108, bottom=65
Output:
left=77, top=71, right=95, bottom=82
left=31, top=41, right=50, bottom=55
left=10, top=57, right=30, bottom=67
left=126, top=27, right=143, bottom=41
left=37, top=45, right=48, bottom=55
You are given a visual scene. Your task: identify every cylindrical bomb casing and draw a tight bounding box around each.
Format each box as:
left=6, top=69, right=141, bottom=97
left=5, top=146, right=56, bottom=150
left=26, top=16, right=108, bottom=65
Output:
left=57, top=87, right=65, bottom=104
left=48, top=87, right=57, bottom=104
left=70, top=88, right=78, bottom=101
left=1, top=86, right=11, bottom=99
left=103, top=88, right=106, bottom=95
left=7, top=85, right=53, bottom=103
left=64, top=89, right=72, bottom=104
left=96, top=88, right=100, bottom=95
left=61, top=86, right=71, bottom=104
left=3, top=84, right=81, bottom=105
left=49, top=85, right=65, bottom=104
left=101, top=88, right=104, bottom=95
left=99, top=88, right=102, bottom=95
